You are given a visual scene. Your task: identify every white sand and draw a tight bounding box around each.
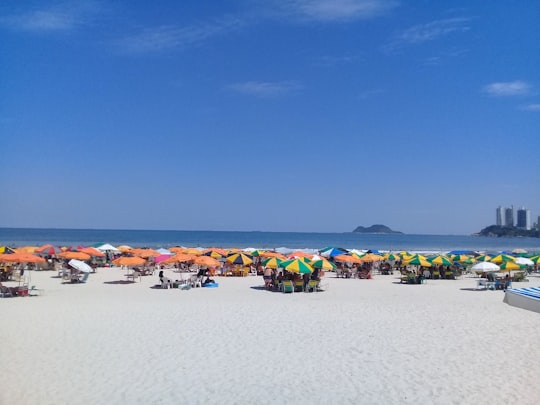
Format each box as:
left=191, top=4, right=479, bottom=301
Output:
left=2, top=268, right=540, bottom=405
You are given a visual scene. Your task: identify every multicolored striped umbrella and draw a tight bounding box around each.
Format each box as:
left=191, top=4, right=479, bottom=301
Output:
left=429, top=255, right=453, bottom=266
left=282, top=258, right=313, bottom=274
left=226, top=253, right=253, bottom=266
left=309, top=258, right=336, bottom=270
left=475, top=255, right=492, bottom=262
left=262, top=257, right=284, bottom=269
left=405, top=255, right=431, bottom=267
left=490, top=254, right=516, bottom=263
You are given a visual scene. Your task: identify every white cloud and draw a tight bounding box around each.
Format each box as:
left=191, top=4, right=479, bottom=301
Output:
left=264, top=0, right=398, bottom=22
left=0, top=2, right=101, bottom=32
left=226, top=81, right=301, bottom=97
left=384, top=17, right=470, bottom=52
left=117, top=16, right=243, bottom=54
left=521, top=104, right=540, bottom=111
left=483, top=81, right=531, bottom=97
left=399, top=17, right=470, bottom=43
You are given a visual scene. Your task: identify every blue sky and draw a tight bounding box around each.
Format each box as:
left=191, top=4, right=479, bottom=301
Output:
left=1, top=0, right=539, bottom=235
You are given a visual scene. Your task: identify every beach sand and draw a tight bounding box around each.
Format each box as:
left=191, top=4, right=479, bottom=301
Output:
left=2, top=267, right=540, bottom=404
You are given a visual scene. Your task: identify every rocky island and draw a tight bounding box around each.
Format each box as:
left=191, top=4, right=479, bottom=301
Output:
left=475, top=225, right=539, bottom=238
left=352, top=224, right=403, bottom=234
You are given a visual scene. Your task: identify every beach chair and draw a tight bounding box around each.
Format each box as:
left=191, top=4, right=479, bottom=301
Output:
left=293, top=280, right=304, bottom=292
left=306, top=280, right=320, bottom=293
left=126, top=270, right=141, bottom=283
left=0, top=284, right=14, bottom=298
left=444, top=271, right=455, bottom=280
left=281, top=280, right=294, bottom=293
left=28, top=285, right=43, bottom=296
left=432, top=270, right=440, bottom=279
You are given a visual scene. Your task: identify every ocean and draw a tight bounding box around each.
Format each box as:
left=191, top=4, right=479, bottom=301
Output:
left=1, top=227, right=539, bottom=254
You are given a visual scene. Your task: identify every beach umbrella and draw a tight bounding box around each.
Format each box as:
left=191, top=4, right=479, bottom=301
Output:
left=383, top=253, right=400, bottom=261
left=0, top=253, right=46, bottom=263
left=259, top=251, right=287, bottom=259
left=490, top=254, right=516, bottom=263
left=358, top=253, right=384, bottom=262
left=203, top=249, right=225, bottom=259
left=429, top=255, right=453, bottom=266
left=499, top=261, right=522, bottom=271
left=405, top=255, right=431, bottom=267
left=511, top=248, right=528, bottom=255
left=96, top=243, right=121, bottom=253
left=162, top=254, right=195, bottom=264
left=194, top=256, right=221, bottom=268
left=117, top=245, right=133, bottom=253
left=288, top=251, right=313, bottom=259
left=282, top=258, right=313, bottom=274
left=475, top=255, right=492, bottom=262
left=310, top=258, right=336, bottom=270
left=334, top=254, right=362, bottom=264
left=68, top=259, right=92, bottom=273
left=529, top=255, right=540, bottom=264
left=515, top=257, right=534, bottom=266
left=183, top=248, right=203, bottom=256
left=154, top=254, right=171, bottom=264
left=319, top=247, right=347, bottom=257
left=112, top=256, right=146, bottom=266
left=451, top=254, right=473, bottom=263
left=58, top=251, right=91, bottom=261
left=471, top=261, right=500, bottom=273
left=78, top=247, right=106, bottom=257
left=130, top=248, right=161, bottom=258
left=262, top=257, right=284, bottom=269
left=157, top=248, right=172, bottom=255
left=226, top=253, right=253, bottom=266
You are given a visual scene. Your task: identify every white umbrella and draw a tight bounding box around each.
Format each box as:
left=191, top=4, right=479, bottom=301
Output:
left=68, top=259, right=92, bottom=273
left=96, top=243, right=120, bottom=253
left=515, top=257, right=534, bottom=266
left=471, top=261, right=500, bottom=272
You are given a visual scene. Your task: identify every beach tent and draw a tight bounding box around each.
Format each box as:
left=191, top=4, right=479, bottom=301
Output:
left=96, top=243, right=121, bottom=253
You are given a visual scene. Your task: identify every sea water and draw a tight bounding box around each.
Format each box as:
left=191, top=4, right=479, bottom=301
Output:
left=1, top=228, right=539, bottom=254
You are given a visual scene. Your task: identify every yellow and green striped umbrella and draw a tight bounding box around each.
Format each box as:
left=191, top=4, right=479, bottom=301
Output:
left=262, top=257, right=284, bottom=269
left=310, top=258, right=336, bottom=270
left=475, top=255, right=492, bottom=262
left=429, top=255, right=453, bottom=266
left=499, top=261, right=522, bottom=271
left=282, top=258, right=313, bottom=274
left=405, top=255, right=431, bottom=267
left=490, top=254, right=516, bottom=263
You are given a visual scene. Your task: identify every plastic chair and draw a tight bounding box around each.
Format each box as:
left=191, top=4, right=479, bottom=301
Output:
left=281, top=280, right=294, bottom=293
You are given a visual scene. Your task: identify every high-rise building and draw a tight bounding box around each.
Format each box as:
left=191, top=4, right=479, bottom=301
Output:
left=496, top=206, right=504, bottom=226
left=505, top=206, right=514, bottom=227
left=517, top=207, right=531, bottom=230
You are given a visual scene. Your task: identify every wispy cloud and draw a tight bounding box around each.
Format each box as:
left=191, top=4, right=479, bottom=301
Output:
left=226, top=81, right=302, bottom=97
left=483, top=81, right=531, bottom=97
left=116, top=16, right=244, bottom=54
left=262, top=0, right=398, bottom=22
left=521, top=103, right=540, bottom=111
left=384, top=17, right=471, bottom=52
left=0, top=2, right=100, bottom=32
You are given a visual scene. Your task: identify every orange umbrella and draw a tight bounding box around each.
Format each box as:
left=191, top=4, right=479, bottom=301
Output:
left=194, top=256, right=221, bottom=267
left=58, top=251, right=91, bottom=260
left=36, top=244, right=57, bottom=254
left=0, top=253, right=46, bottom=263
left=334, top=254, right=362, bottom=264
left=117, top=245, right=133, bottom=253
left=163, top=254, right=195, bottom=264
left=259, top=251, right=287, bottom=259
left=182, top=248, right=203, bottom=256
left=78, top=247, right=106, bottom=257
left=112, top=256, right=146, bottom=266
left=130, top=248, right=161, bottom=258
left=288, top=251, right=313, bottom=259
left=14, top=246, right=39, bottom=254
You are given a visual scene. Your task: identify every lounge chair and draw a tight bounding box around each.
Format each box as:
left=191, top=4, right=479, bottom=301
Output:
left=281, top=280, right=294, bottom=293
left=0, top=284, right=14, bottom=298
left=126, top=270, right=141, bottom=283
left=306, top=280, right=320, bottom=293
